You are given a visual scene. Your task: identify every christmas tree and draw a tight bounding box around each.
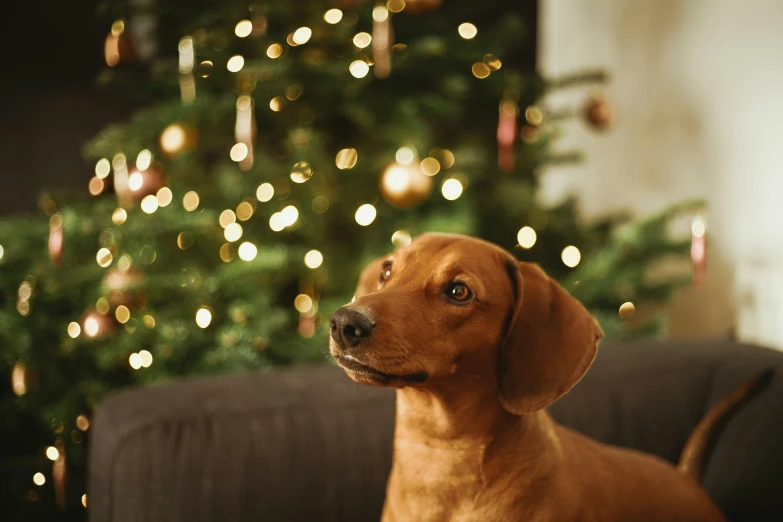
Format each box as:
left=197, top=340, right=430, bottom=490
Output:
left=0, top=0, right=702, bottom=519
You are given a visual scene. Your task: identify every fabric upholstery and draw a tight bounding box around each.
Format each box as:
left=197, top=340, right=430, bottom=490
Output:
left=89, top=340, right=783, bottom=522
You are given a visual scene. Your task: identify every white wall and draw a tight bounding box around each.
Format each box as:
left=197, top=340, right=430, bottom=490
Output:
left=539, top=0, right=783, bottom=347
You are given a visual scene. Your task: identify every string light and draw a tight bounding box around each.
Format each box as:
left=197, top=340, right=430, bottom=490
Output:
left=238, top=242, right=258, bottom=261
left=355, top=204, right=377, bottom=226
left=236, top=202, right=254, bottom=221
left=387, top=0, right=405, bottom=13
left=349, top=60, right=370, bottom=78
left=269, top=97, right=284, bottom=111
left=691, top=216, right=706, bottom=238
left=269, top=213, right=285, bottom=231
left=224, top=223, right=243, bottom=242
left=139, top=350, right=153, bottom=367
left=96, top=248, right=113, bottom=268
left=290, top=161, right=313, bottom=183
left=458, top=23, right=478, bottom=39
left=136, top=149, right=152, bottom=171
left=335, top=148, right=358, bottom=169
left=230, top=143, right=248, bottom=162
left=46, top=447, right=59, bottom=461
left=292, top=27, right=312, bottom=45
left=140, top=195, right=159, bottom=214
left=76, top=415, right=90, bottom=431
left=95, top=158, right=111, bottom=179
left=256, top=183, right=274, bottom=202
left=396, top=147, right=415, bottom=165
left=392, top=230, right=412, bottom=248
left=156, top=187, right=173, bottom=207
left=281, top=205, right=299, bottom=226
left=183, top=191, right=200, bottom=211
left=441, top=179, right=463, bottom=200
left=471, top=62, right=490, bottom=79
left=373, top=5, right=389, bottom=22
left=33, top=473, right=45, bottom=486
left=304, top=250, right=323, bottom=269
left=266, top=44, right=283, bottom=59
left=561, top=246, right=581, bottom=268
left=420, top=157, right=441, bottom=176
left=219, top=210, right=237, bottom=228
left=115, top=305, right=131, bottom=324
left=84, top=316, right=100, bottom=337
left=195, top=307, right=212, bottom=328
left=235, top=20, right=253, bottom=38
left=353, top=32, right=372, bottom=48
left=88, top=177, right=104, bottom=195
left=129, top=353, right=142, bottom=370
left=227, top=55, right=245, bottom=72
left=517, top=226, right=537, bottom=249
left=483, top=54, right=502, bottom=71
left=324, top=8, right=343, bottom=24
left=128, top=171, right=144, bottom=191
left=159, top=125, right=186, bottom=154
left=67, top=322, right=81, bottom=338
left=82, top=495, right=88, bottom=508
left=294, top=294, right=313, bottom=313
left=619, top=302, right=635, bottom=320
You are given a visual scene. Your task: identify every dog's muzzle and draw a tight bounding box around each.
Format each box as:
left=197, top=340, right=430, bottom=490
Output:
left=330, top=307, right=375, bottom=348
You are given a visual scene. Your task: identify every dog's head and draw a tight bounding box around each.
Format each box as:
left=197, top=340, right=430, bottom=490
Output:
left=329, top=233, right=603, bottom=413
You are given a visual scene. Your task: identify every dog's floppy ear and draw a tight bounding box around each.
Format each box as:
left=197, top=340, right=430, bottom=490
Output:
left=498, top=261, right=603, bottom=414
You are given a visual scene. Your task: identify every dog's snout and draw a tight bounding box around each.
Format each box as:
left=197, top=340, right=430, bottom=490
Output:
left=330, top=307, right=374, bottom=348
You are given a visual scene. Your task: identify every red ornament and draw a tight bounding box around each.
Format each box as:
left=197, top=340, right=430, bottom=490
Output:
left=49, top=214, right=63, bottom=267
left=497, top=99, right=518, bottom=173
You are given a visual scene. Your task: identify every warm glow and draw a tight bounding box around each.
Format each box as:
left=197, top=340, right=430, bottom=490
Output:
left=349, top=60, right=370, bottom=78
left=382, top=165, right=412, bottom=195
left=140, top=195, right=159, bottom=214
left=391, top=230, right=412, bottom=248
left=281, top=205, right=299, bottom=226
left=483, top=54, right=502, bottom=71
left=224, top=223, right=243, bottom=242
left=458, top=23, right=478, bottom=39
left=292, top=27, right=312, bottom=45
left=236, top=201, right=254, bottom=221
left=219, top=209, right=237, bottom=228
left=82, top=494, right=88, bottom=508
left=76, top=415, right=90, bottom=431
left=304, top=249, right=323, bottom=269
left=472, top=62, right=490, bottom=79
left=256, top=183, right=274, bottom=202
left=441, top=179, right=463, bottom=200
left=227, top=55, right=245, bottom=72
left=230, top=143, right=248, bottom=162
left=619, top=301, right=636, bottom=320
left=139, top=349, right=153, bottom=367
left=129, top=353, right=142, bottom=370
left=561, top=246, right=581, bottom=268
left=159, top=124, right=186, bottom=154
left=238, top=242, right=258, bottom=261
left=68, top=322, right=81, bottom=338
left=46, top=446, right=60, bottom=461
left=269, top=96, right=285, bottom=111
left=136, top=149, right=152, bottom=171
left=335, top=148, right=358, bottom=169
left=266, top=43, right=283, bottom=59
left=96, top=248, right=113, bottom=268
left=691, top=216, right=706, bottom=238
left=387, top=0, right=406, bottom=12
left=517, top=226, right=537, bottom=249
left=396, top=147, right=415, bottom=165
left=84, top=316, right=100, bottom=337
left=95, top=158, right=111, bottom=179
left=183, top=191, right=200, bottom=211
left=420, top=157, right=441, bottom=176
left=115, top=305, right=131, bottom=324
left=373, top=5, right=389, bottom=22
left=324, top=8, right=343, bottom=24
left=290, top=161, right=313, bottom=183
left=353, top=32, right=372, bottom=48
left=156, top=187, right=173, bottom=207
left=88, top=177, right=104, bottom=195
left=355, top=204, right=377, bottom=226
left=33, top=473, right=45, bottom=486
left=294, top=294, right=314, bottom=313
left=235, top=20, right=253, bottom=38
left=195, top=307, right=212, bottom=328
left=269, top=212, right=285, bottom=231
left=112, top=153, right=127, bottom=171
left=0, top=244, right=4, bottom=261
left=128, top=171, right=144, bottom=191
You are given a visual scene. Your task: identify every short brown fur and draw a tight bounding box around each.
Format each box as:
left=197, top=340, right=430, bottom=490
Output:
left=330, top=233, right=726, bottom=522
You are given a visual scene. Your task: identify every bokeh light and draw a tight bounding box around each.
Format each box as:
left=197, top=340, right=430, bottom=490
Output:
left=224, top=223, right=243, bottom=242
left=195, top=307, right=212, bottom=328
left=227, top=55, right=245, bottom=72
left=230, top=143, right=248, bottom=162
left=96, top=248, right=113, bottom=268
left=95, top=158, right=111, bottom=179
left=269, top=213, right=285, bottom=231
left=349, top=60, right=370, bottom=78
left=219, top=210, right=237, bottom=228
left=396, top=147, right=415, bottom=165
left=266, top=44, right=283, bottom=59
left=136, top=149, right=152, bottom=171
left=46, top=447, right=59, bottom=461
left=139, top=350, right=153, bottom=367
left=235, top=20, right=253, bottom=38
left=335, top=148, right=358, bottom=169
left=67, top=322, right=81, bottom=338
left=183, top=191, right=200, bottom=211
left=294, top=294, right=313, bottom=313
left=517, top=226, right=537, bottom=249
left=129, top=353, right=142, bottom=370
left=420, top=157, right=441, bottom=176
left=140, top=195, right=159, bottom=214
left=619, top=301, right=636, bottom=320
left=304, top=250, right=323, bottom=269
left=238, top=242, right=258, bottom=261
left=292, top=27, right=312, bottom=45
left=458, top=23, right=478, bottom=39
left=355, top=204, right=377, bottom=226
left=441, top=179, right=463, bottom=200
left=156, top=187, right=173, bottom=207
left=353, top=32, right=372, bottom=48
left=256, top=183, right=274, bottom=202
left=324, top=9, right=343, bottom=24
left=33, top=473, right=45, bottom=486
left=391, top=230, right=412, bottom=248
left=281, top=205, right=299, bottom=226
left=561, top=246, right=581, bottom=268
left=290, top=161, right=313, bottom=183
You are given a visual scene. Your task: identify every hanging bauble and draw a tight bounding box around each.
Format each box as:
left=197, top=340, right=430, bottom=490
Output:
left=158, top=124, right=198, bottom=157
left=379, top=162, right=434, bottom=208
left=584, top=94, right=615, bottom=131
left=48, top=213, right=63, bottom=267
left=104, top=20, right=134, bottom=67
left=404, top=0, right=443, bottom=14
left=102, top=267, right=145, bottom=308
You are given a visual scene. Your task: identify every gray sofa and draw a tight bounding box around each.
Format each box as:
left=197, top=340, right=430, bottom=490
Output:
left=88, top=340, right=783, bottom=521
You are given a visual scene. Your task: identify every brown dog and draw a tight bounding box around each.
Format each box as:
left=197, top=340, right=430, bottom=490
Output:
left=329, top=233, right=766, bottom=521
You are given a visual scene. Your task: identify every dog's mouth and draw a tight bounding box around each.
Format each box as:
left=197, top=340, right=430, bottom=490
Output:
left=336, top=355, right=428, bottom=385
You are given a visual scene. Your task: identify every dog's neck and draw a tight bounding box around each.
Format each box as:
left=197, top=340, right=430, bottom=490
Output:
left=384, top=376, right=562, bottom=521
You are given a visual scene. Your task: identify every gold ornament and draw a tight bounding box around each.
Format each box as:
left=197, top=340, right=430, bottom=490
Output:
left=159, top=124, right=198, bottom=157
left=584, top=94, right=615, bottom=131
left=379, top=162, right=433, bottom=208
left=404, top=0, right=443, bottom=14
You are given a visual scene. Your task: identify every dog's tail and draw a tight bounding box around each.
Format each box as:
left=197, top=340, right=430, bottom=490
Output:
left=677, top=367, right=774, bottom=482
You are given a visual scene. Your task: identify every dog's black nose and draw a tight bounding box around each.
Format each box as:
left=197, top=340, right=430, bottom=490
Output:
left=330, top=307, right=374, bottom=348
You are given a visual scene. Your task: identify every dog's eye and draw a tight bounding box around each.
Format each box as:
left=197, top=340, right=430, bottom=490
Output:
left=446, top=282, right=473, bottom=302
left=380, top=262, right=392, bottom=284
